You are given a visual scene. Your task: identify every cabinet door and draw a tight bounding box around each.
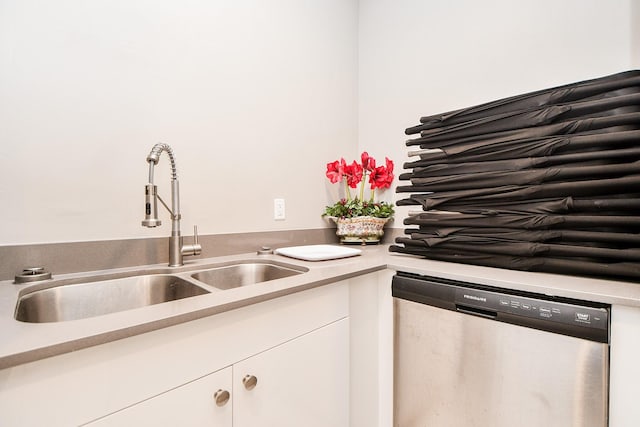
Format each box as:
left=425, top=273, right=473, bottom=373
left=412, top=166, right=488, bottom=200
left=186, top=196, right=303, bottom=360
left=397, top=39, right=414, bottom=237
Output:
left=233, top=318, right=349, bottom=427
left=87, top=366, right=232, bottom=427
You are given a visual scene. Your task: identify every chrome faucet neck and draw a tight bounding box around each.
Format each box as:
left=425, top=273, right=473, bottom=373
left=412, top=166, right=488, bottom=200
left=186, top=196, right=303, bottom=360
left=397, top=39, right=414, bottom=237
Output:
left=142, top=143, right=201, bottom=267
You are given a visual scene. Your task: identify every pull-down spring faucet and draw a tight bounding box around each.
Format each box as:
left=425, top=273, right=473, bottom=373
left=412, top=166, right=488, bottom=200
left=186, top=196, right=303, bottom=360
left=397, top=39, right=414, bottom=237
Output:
left=142, top=143, right=201, bottom=267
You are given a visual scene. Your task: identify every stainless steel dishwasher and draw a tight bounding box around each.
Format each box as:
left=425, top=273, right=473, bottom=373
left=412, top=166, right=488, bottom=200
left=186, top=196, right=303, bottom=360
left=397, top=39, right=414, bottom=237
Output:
left=392, top=272, right=610, bottom=427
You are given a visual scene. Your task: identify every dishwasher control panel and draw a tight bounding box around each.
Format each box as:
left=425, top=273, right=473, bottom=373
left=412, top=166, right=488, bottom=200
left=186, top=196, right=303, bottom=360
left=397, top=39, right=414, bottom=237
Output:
left=455, top=287, right=609, bottom=334
left=392, top=272, right=610, bottom=343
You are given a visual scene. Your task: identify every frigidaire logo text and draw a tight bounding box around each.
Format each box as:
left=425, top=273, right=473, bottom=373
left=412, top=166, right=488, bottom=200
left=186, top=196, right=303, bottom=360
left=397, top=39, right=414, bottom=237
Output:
left=463, top=294, right=487, bottom=302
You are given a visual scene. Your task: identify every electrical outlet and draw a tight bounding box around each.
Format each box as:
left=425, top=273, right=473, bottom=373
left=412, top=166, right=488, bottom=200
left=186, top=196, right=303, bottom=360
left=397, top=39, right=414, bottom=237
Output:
left=274, top=198, right=286, bottom=220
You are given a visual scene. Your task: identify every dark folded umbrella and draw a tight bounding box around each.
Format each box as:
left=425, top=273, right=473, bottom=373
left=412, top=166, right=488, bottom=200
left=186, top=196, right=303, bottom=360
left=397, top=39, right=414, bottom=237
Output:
left=402, top=212, right=640, bottom=230
left=403, top=129, right=640, bottom=168
left=406, top=70, right=640, bottom=134
left=401, top=146, right=640, bottom=179
left=406, top=112, right=640, bottom=148
left=410, top=227, right=563, bottom=242
left=402, top=234, right=640, bottom=261
left=389, top=244, right=640, bottom=281
left=401, top=197, right=577, bottom=214
left=416, top=105, right=572, bottom=141
left=399, top=161, right=640, bottom=192
left=408, top=227, right=640, bottom=246
left=398, top=175, right=640, bottom=210
left=407, top=86, right=640, bottom=135
left=407, top=94, right=640, bottom=143
left=405, top=196, right=640, bottom=215
left=402, top=157, right=544, bottom=179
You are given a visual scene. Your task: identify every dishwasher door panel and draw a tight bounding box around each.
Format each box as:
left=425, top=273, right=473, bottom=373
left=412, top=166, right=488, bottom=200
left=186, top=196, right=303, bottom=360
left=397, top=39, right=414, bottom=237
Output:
left=394, top=298, right=608, bottom=427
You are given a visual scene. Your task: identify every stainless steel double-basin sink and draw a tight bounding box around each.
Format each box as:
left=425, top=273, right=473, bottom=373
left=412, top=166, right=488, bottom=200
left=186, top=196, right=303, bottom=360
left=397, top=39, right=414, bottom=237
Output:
left=14, top=260, right=308, bottom=324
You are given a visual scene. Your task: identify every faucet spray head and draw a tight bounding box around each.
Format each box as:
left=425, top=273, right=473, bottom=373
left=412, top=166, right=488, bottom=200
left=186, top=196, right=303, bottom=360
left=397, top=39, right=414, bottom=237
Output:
left=142, top=184, right=162, bottom=227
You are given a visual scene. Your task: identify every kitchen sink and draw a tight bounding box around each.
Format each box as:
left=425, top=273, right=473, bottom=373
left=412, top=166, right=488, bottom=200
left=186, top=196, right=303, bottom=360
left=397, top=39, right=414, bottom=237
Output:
left=191, top=261, right=307, bottom=290
left=14, top=260, right=308, bottom=323
left=15, top=275, right=210, bottom=323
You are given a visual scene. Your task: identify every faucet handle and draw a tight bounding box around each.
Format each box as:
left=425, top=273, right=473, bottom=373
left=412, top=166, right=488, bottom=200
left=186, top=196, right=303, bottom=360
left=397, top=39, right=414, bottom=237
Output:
left=193, top=225, right=199, bottom=246
left=193, top=225, right=201, bottom=255
left=181, top=225, right=202, bottom=257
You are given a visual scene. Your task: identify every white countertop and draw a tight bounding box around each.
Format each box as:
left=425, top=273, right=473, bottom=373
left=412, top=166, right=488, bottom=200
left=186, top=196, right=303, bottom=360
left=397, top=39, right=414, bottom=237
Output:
left=1, top=245, right=639, bottom=369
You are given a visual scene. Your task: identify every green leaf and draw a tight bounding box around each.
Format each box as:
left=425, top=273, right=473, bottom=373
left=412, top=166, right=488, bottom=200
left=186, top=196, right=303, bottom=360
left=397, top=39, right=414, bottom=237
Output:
left=322, top=198, right=394, bottom=219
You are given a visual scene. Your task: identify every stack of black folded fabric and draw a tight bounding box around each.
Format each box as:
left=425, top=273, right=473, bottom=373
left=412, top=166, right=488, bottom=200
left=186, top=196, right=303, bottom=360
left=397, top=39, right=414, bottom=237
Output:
left=390, top=70, right=640, bottom=281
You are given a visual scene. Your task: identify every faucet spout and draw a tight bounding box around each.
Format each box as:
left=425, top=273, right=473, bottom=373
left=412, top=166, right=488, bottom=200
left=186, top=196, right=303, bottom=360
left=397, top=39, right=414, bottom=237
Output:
left=141, top=143, right=201, bottom=267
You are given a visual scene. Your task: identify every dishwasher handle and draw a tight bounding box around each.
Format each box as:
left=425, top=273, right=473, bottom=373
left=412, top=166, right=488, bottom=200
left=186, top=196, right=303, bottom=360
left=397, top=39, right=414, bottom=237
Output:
left=456, top=304, right=497, bottom=320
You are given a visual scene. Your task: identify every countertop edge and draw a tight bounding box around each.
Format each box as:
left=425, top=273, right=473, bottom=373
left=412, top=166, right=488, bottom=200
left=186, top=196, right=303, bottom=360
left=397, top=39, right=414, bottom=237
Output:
left=1, top=246, right=639, bottom=370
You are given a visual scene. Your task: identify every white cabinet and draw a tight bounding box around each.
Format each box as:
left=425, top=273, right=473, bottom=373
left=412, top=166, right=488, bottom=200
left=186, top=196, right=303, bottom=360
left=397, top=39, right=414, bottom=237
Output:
left=610, top=304, right=640, bottom=427
left=89, top=319, right=349, bottom=427
left=233, top=318, right=349, bottom=427
left=0, top=281, right=350, bottom=426
left=89, top=367, right=233, bottom=426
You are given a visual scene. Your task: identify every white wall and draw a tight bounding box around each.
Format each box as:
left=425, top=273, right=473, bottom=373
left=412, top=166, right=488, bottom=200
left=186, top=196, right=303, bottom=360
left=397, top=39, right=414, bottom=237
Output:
left=0, top=0, right=359, bottom=244
left=359, top=0, right=637, bottom=218
left=633, top=0, right=640, bottom=67
left=1, top=0, right=637, bottom=246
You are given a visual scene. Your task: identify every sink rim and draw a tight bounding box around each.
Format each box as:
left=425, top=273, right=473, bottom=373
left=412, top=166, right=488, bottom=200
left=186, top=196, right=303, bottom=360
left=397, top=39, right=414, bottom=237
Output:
left=13, top=258, right=310, bottom=323
left=14, top=259, right=309, bottom=298
left=14, top=273, right=212, bottom=323
left=191, top=259, right=309, bottom=275
left=190, top=261, right=308, bottom=290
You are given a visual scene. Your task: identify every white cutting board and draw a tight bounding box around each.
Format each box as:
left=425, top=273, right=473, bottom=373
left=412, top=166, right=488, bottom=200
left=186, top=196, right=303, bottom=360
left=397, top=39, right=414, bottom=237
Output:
left=274, top=244, right=362, bottom=261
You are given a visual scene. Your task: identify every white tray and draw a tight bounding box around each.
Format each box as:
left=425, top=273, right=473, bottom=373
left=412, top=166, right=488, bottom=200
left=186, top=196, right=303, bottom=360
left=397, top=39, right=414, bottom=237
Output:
left=274, top=244, right=362, bottom=261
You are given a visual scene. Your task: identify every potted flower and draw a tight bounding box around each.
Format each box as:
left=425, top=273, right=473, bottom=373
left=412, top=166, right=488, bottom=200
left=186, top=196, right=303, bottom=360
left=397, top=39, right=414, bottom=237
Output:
left=323, top=152, right=395, bottom=244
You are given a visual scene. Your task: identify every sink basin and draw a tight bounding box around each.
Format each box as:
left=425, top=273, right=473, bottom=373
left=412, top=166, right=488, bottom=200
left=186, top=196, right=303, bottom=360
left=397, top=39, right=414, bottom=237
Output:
left=15, top=275, right=210, bottom=323
left=191, top=262, right=306, bottom=290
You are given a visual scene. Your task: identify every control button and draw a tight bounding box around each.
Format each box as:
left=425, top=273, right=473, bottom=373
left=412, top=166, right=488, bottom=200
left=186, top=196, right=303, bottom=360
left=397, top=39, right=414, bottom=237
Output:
left=552, top=308, right=561, bottom=314
left=576, top=312, right=591, bottom=323
left=499, top=300, right=510, bottom=306
left=510, top=301, right=520, bottom=308
left=539, top=307, right=552, bottom=318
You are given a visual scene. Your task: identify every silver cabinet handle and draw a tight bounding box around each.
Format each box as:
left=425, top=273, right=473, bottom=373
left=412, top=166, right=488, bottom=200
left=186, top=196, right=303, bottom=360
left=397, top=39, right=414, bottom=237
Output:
left=214, top=389, right=230, bottom=407
left=242, top=374, right=258, bottom=390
